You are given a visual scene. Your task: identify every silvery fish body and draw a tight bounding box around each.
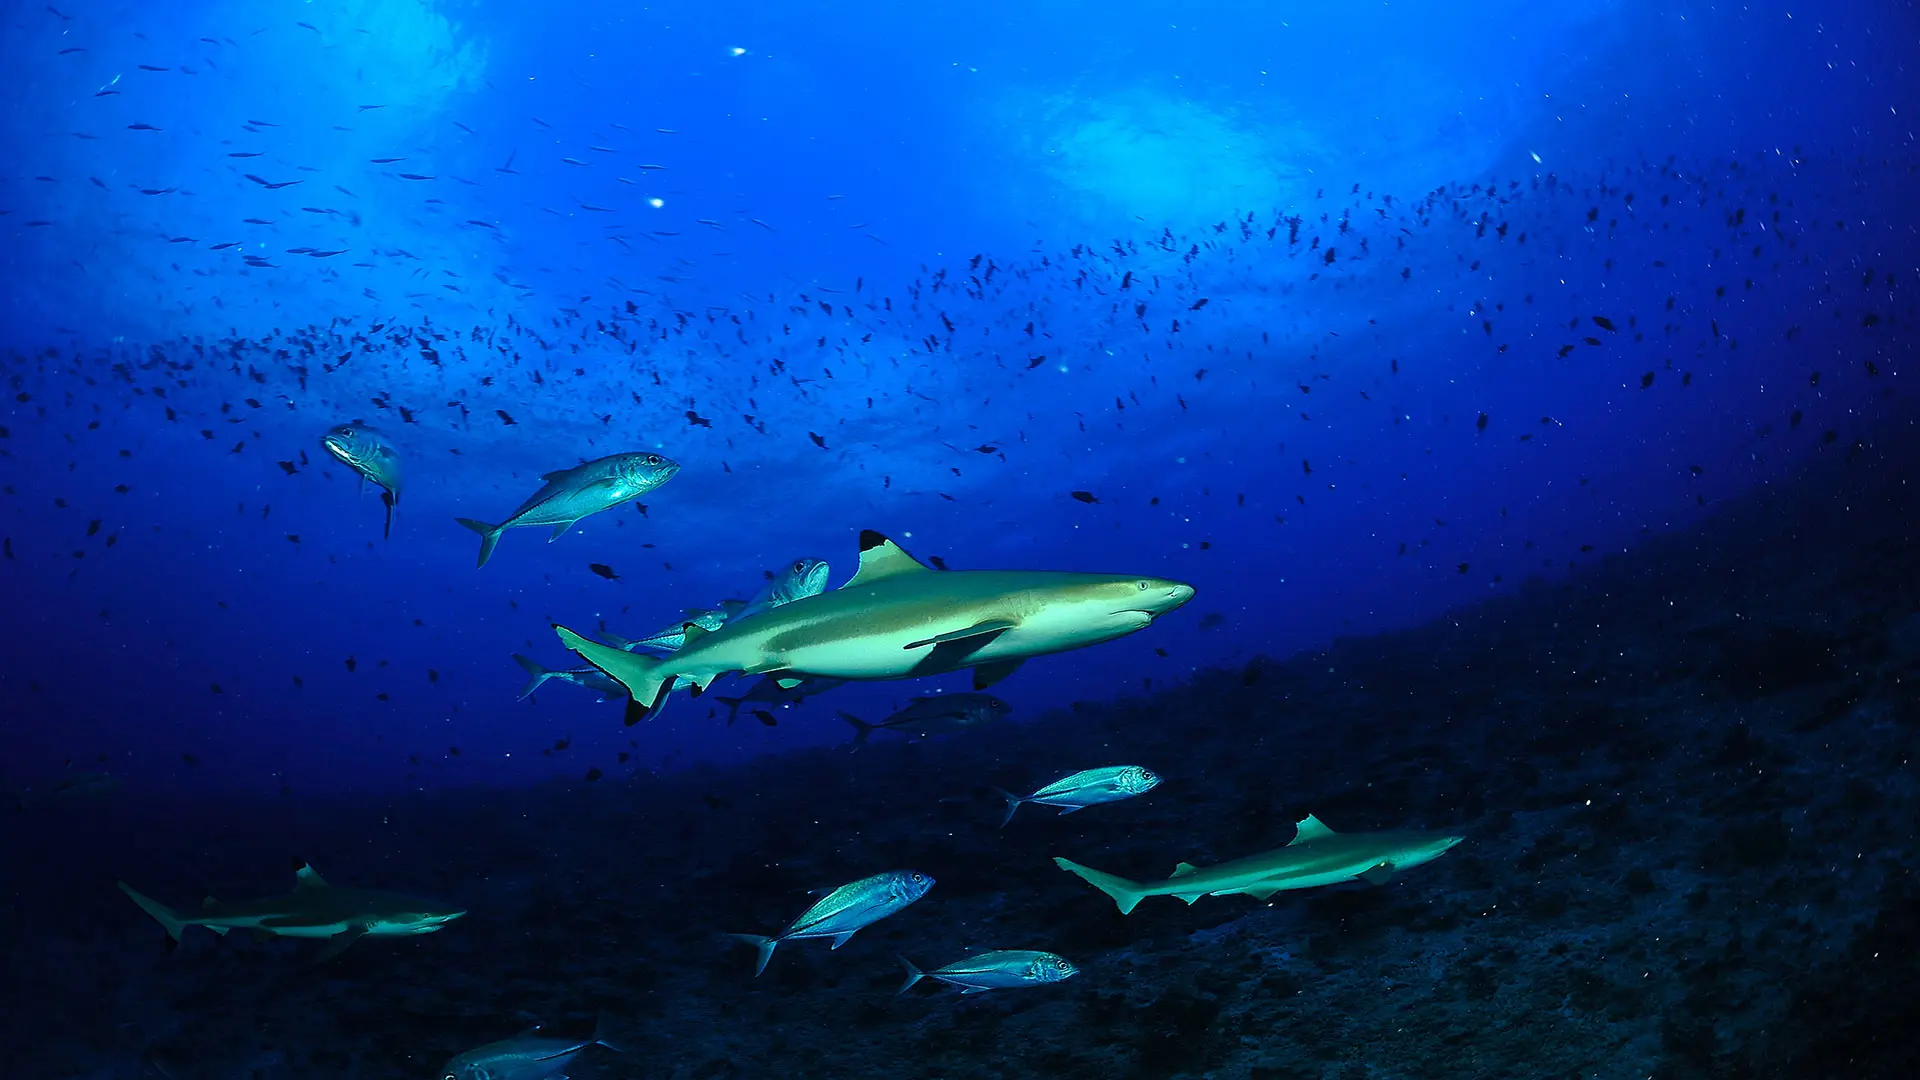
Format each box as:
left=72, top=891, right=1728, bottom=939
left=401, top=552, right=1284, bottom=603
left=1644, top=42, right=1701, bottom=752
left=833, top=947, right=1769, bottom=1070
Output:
left=456, top=451, right=679, bottom=567
left=897, top=950, right=1078, bottom=995
left=996, top=765, right=1160, bottom=827
left=512, top=655, right=624, bottom=702
left=607, top=603, right=744, bottom=654
left=838, top=693, right=1012, bottom=746
left=730, top=870, right=933, bottom=976
left=321, top=422, right=402, bottom=538
left=731, top=557, right=831, bottom=622
left=440, top=1019, right=620, bottom=1080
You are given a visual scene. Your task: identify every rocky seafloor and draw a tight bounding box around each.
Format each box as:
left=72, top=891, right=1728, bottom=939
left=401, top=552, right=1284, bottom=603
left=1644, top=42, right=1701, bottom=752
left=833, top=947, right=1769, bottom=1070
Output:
left=5, top=426, right=1919, bottom=1080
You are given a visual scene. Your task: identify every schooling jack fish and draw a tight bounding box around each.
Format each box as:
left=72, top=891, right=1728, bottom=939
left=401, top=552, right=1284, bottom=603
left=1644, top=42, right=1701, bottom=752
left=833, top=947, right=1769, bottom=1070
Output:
left=456, top=451, right=679, bottom=567
left=320, top=422, right=401, bottom=539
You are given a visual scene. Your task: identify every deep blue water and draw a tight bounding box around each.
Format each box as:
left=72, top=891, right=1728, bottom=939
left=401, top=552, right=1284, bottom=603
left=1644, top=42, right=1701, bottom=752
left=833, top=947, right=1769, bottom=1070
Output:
left=2, top=1, right=1917, bottom=1077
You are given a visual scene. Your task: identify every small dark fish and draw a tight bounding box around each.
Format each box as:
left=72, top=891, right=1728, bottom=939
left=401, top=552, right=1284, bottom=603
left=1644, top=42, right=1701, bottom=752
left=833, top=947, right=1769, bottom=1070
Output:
left=369, top=157, right=405, bottom=163
left=808, top=432, right=828, bottom=449
left=1592, top=315, right=1617, bottom=332
left=137, top=64, right=169, bottom=71
left=589, top=563, right=619, bottom=580
left=126, top=123, right=161, bottom=131
left=1070, top=490, right=1098, bottom=504
left=396, top=173, right=436, bottom=181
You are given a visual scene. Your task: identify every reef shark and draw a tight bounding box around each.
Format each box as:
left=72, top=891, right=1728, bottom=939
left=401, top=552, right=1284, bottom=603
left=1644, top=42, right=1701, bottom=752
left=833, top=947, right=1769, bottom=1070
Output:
left=117, top=859, right=466, bottom=960
left=554, top=529, right=1194, bottom=724
left=1052, top=814, right=1464, bottom=914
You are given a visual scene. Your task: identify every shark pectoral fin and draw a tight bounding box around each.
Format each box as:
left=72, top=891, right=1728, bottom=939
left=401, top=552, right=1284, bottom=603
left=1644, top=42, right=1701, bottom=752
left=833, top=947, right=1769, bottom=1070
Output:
left=1289, top=814, right=1337, bottom=846
left=959, top=986, right=991, bottom=995
left=1240, top=886, right=1283, bottom=902
left=1172, top=892, right=1207, bottom=905
left=1169, top=862, right=1199, bottom=878
left=775, top=676, right=807, bottom=690
left=828, top=930, right=859, bottom=950
left=972, top=658, right=1024, bottom=689
left=905, top=619, right=1017, bottom=651
left=1356, top=863, right=1397, bottom=886
left=314, top=925, right=368, bottom=963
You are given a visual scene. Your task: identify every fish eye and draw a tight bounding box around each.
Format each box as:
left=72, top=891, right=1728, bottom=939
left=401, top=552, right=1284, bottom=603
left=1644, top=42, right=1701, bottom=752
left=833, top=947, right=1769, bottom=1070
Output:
left=644, top=454, right=662, bottom=466
left=793, top=560, right=807, bottom=572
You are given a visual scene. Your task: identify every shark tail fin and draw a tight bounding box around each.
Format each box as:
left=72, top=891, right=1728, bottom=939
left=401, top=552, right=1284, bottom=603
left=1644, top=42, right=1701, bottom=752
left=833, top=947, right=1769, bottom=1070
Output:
left=730, top=933, right=778, bottom=977
left=455, top=517, right=503, bottom=568
left=511, top=654, right=555, bottom=701
left=1052, top=857, right=1148, bottom=915
left=838, top=712, right=874, bottom=748
left=896, top=955, right=926, bottom=996
left=117, top=881, right=188, bottom=944
left=554, top=624, right=668, bottom=724
left=992, top=788, right=1027, bottom=829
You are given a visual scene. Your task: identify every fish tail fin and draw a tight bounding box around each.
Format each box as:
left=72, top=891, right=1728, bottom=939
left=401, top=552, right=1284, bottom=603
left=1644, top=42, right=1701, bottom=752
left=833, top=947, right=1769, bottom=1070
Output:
left=896, top=954, right=926, bottom=996
left=381, top=489, right=395, bottom=540
left=454, top=517, right=502, bottom=568
left=511, top=654, right=555, bottom=701
left=730, top=933, right=777, bottom=977
left=117, top=881, right=188, bottom=943
left=601, top=631, right=636, bottom=650
left=554, top=624, right=667, bottom=723
left=713, top=695, right=745, bottom=725
left=1052, top=857, right=1148, bottom=915
left=992, top=788, right=1026, bottom=829
left=838, top=711, right=874, bottom=747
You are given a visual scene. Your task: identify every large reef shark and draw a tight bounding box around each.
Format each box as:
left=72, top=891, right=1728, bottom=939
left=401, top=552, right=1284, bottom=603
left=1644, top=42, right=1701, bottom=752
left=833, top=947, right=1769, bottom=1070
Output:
left=553, top=529, right=1194, bottom=724
left=1052, top=814, right=1464, bottom=914
left=117, top=859, right=466, bottom=960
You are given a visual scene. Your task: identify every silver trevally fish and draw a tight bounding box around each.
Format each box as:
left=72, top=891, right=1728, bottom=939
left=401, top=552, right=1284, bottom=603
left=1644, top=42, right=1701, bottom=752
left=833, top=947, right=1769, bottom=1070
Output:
left=995, top=765, right=1160, bottom=828
left=729, top=869, right=933, bottom=977
left=730, top=556, right=831, bottom=622
left=711, top=674, right=850, bottom=724
left=896, top=950, right=1078, bottom=996
left=838, top=693, right=1012, bottom=748
left=321, top=422, right=402, bottom=539
left=439, top=1017, right=622, bottom=1080
left=118, top=860, right=465, bottom=960
left=512, top=654, right=624, bottom=702
left=604, top=602, right=744, bottom=653
left=1053, top=814, right=1465, bottom=915
left=456, top=451, right=679, bottom=568
left=554, top=528, right=1195, bottom=725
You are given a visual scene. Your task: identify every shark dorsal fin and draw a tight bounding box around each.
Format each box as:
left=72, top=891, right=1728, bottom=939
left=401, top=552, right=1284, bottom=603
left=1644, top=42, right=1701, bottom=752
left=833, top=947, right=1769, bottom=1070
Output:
left=844, top=531, right=932, bottom=589
left=1289, top=814, right=1336, bottom=846
left=293, top=862, right=329, bottom=889
left=1169, top=861, right=1200, bottom=878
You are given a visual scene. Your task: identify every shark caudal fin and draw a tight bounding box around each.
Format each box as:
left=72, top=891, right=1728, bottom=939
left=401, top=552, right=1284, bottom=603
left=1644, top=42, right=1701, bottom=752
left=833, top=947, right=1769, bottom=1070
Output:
left=554, top=624, right=668, bottom=724
left=1052, top=857, right=1149, bottom=915
left=454, top=517, right=503, bottom=568
left=730, top=933, right=779, bottom=977
left=837, top=712, right=875, bottom=748
left=992, top=788, right=1028, bottom=829
left=511, top=654, right=558, bottom=701
left=896, top=955, right=927, bottom=996
left=117, top=881, right=190, bottom=944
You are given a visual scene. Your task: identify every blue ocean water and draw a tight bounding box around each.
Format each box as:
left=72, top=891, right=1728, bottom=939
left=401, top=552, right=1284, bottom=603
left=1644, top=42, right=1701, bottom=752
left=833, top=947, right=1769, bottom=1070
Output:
left=2, top=0, right=1916, bottom=1076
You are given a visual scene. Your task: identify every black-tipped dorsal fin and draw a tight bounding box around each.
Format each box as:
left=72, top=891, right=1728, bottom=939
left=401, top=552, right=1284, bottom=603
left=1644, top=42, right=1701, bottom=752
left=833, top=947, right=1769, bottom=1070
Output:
left=844, top=531, right=932, bottom=589
left=1289, top=814, right=1336, bottom=846
left=292, top=862, right=329, bottom=889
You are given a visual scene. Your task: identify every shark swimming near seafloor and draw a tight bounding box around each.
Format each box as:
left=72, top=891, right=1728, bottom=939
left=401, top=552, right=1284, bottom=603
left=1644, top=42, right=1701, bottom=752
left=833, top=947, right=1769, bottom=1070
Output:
left=1052, top=814, right=1464, bottom=914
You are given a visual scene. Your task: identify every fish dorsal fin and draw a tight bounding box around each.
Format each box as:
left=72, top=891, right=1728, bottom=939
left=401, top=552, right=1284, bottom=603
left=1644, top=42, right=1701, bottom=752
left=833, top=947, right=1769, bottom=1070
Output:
left=539, top=466, right=577, bottom=482
left=844, top=531, right=932, bottom=589
left=1169, top=861, right=1199, bottom=878
left=1289, top=814, right=1336, bottom=846
left=293, top=862, right=329, bottom=889
left=718, top=599, right=748, bottom=615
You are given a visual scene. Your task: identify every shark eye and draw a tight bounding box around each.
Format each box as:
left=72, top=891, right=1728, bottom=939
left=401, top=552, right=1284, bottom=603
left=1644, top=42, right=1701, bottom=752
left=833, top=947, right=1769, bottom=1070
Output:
left=1136, top=579, right=1152, bottom=590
